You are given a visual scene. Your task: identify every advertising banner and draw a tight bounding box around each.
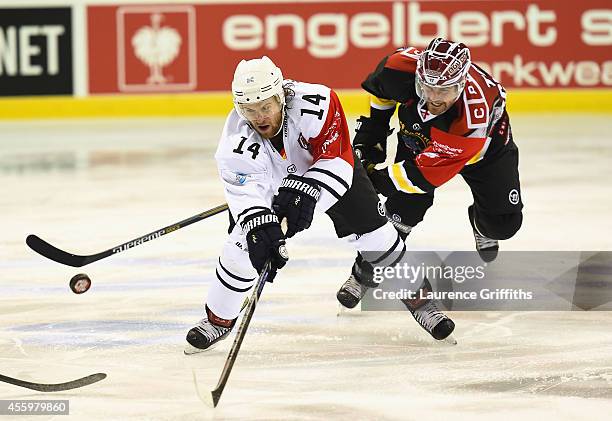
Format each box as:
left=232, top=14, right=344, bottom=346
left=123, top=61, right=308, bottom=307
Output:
left=0, top=8, right=73, bottom=96
left=88, top=1, right=611, bottom=94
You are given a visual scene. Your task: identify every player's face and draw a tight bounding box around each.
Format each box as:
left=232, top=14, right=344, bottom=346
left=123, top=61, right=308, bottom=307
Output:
left=416, top=75, right=465, bottom=115
left=421, top=84, right=460, bottom=115
left=239, top=97, right=283, bottom=138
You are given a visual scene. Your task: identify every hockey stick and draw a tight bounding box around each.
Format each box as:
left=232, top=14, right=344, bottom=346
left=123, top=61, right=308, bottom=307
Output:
left=0, top=372, right=106, bottom=392
left=205, top=260, right=278, bottom=407
left=26, top=203, right=229, bottom=267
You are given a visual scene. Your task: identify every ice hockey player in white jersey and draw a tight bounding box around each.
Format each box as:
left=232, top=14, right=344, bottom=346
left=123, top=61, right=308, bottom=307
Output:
left=184, top=56, right=455, bottom=353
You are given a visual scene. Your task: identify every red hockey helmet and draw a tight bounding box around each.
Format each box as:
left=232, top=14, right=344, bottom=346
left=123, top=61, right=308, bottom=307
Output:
left=415, top=38, right=471, bottom=104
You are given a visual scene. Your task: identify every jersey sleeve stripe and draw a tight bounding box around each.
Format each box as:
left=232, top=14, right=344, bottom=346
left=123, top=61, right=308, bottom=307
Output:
left=235, top=205, right=269, bottom=226
left=306, top=167, right=350, bottom=190
left=370, top=95, right=397, bottom=110
left=401, top=161, right=437, bottom=191
left=466, top=136, right=492, bottom=165
left=309, top=178, right=342, bottom=200
left=388, top=163, right=426, bottom=194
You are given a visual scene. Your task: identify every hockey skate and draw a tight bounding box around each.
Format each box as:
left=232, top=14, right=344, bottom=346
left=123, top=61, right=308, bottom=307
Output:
left=472, top=229, right=499, bottom=263
left=401, top=278, right=456, bottom=342
left=184, top=306, right=236, bottom=355
left=336, top=255, right=377, bottom=309
left=469, top=206, right=499, bottom=262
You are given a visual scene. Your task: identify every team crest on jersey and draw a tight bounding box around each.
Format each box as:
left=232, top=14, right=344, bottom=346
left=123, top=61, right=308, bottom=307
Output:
left=399, top=121, right=429, bottom=153
left=297, top=133, right=309, bottom=150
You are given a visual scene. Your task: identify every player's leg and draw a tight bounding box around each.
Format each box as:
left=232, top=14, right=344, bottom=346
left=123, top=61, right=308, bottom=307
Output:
left=185, top=222, right=257, bottom=353
left=384, top=190, right=434, bottom=239
left=461, top=138, right=523, bottom=262
left=329, top=158, right=454, bottom=340
left=327, top=158, right=404, bottom=308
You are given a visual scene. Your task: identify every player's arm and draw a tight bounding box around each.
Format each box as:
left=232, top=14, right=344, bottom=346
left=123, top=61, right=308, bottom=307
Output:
left=216, top=132, right=287, bottom=273
left=370, top=128, right=487, bottom=196
left=356, top=48, right=421, bottom=165
left=272, top=90, right=352, bottom=238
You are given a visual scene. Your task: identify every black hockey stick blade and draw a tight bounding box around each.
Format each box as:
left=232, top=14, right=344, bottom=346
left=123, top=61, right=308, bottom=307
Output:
left=0, top=372, right=107, bottom=392
left=208, top=260, right=277, bottom=407
left=26, top=234, right=100, bottom=267
left=26, top=203, right=229, bottom=267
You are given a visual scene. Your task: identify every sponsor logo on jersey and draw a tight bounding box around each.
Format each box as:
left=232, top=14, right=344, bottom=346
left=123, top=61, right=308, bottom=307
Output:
left=221, top=170, right=252, bottom=186
left=287, top=164, right=297, bottom=173
left=430, top=140, right=463, bottom=158
left=318, top=111, right=341, bottom=156
left=509, top=189, right=520, bottom=205
left=321, top=133, right=339, bottom=154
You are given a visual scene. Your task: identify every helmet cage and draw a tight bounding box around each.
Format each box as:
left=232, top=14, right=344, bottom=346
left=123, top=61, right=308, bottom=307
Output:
left=415, top=38, right=471, bottom=103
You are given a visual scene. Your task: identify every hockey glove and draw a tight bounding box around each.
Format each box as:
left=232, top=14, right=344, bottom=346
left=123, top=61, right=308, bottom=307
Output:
left=368, top=167, right=398, bottom=198
left=242, top=210, right=289, bottom=273
left=272, top=174, right=321, bottom=238
left=353, top=116, right=394, bottom=165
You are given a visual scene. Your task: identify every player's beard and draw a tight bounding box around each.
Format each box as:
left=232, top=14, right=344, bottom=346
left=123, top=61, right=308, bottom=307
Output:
left=427, top=100, right=452, bottom=115
left=253, top=114, right=282, bottom=139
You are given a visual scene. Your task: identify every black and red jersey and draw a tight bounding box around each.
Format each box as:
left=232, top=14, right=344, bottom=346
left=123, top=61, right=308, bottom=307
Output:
left=362, top=47, right=512, bottom=194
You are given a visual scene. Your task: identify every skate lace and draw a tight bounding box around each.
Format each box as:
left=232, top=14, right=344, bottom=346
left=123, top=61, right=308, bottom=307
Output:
left=193, top=318, right=228, bottom=343
left=412, top=301, right=447, bottom=332
left=343, top=276, right=367, bottom=299
left=474, top=230, right=498, bottom=250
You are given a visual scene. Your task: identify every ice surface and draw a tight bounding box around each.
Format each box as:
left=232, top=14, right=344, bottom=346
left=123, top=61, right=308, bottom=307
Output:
left=1, top=115, right=611, bottom=420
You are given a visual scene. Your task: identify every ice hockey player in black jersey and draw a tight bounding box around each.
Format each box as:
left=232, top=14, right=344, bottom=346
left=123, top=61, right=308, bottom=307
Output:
left=336, top=38, right=523, bottom=309
left=185, top=56, right=455, bottom=353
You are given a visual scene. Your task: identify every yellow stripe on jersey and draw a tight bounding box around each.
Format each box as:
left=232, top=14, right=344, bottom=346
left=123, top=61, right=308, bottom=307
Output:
left=466, top=137, right=492, bottom=165
left=370, top=95, right=397, bottom=110
left=389, top=163, right=426, bottom=194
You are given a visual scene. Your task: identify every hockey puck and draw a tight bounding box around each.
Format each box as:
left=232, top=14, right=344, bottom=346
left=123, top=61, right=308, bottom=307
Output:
left=69, top=273, right=91, bottom=294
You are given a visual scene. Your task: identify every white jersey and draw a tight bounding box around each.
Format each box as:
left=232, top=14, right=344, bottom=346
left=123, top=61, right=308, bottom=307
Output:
left=215, top=81, right=355, bottom=229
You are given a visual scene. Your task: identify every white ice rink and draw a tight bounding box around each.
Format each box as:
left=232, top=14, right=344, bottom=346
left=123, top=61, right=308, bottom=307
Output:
left=1, top=115, right=611, bottom=420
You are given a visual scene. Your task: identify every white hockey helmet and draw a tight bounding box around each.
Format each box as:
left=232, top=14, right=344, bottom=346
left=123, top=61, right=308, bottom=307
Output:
left=232, top=56, right=285, bottom=119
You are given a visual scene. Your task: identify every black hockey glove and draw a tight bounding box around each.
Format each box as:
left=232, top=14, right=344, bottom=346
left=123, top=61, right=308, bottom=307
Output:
left=242, top=210, right=289, bottom=273
left=368, top=167, right=398, bottom=198
left=272, top=174, right=321, bottom=238
left=353, top=116, right=394, bottom=165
